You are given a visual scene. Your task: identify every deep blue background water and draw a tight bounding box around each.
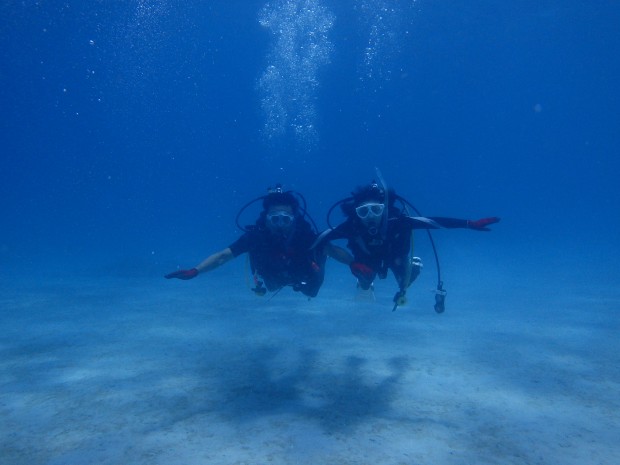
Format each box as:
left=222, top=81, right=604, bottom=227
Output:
left=1, top=1, right=619, bottom=288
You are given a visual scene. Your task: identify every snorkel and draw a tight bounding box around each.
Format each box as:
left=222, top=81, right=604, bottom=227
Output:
left=374, top=168, right=446, bottom=313
left=375, top=168, right=411, bottom=311
left=374, top=167, right=389, bottom=240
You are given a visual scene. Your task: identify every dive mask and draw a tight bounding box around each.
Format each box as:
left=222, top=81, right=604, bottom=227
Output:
left=267, top=211, right=295, bottom=227
left=355, top=202, right=384, bottom=219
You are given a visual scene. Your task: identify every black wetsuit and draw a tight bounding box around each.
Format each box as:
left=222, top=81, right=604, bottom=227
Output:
left=229, top=219, right=326, bottom=297
left=321, top=214, right=468, bottom=289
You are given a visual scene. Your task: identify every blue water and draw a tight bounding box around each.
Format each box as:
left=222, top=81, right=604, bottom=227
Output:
left=1, top=1, right=619, bottom=464
left=2, top=0, right=618, bottom=273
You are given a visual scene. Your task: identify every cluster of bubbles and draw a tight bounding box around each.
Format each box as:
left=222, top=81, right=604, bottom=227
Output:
left=258, top=0, right=335, bottom=147
left=114, top=0, right=416, bottom=147
left=123, top=0, right=170, bottom=58
left=355, top=0, right=409, bottom=82
left=258, top=0, right=418, bottom=147
left=105, top=0, right=175, bottom=94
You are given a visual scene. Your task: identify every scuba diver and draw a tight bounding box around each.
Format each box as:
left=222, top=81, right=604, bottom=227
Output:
left=313, top=171, right=500, bottom=311
left=165, top=185, right=351, bottom=298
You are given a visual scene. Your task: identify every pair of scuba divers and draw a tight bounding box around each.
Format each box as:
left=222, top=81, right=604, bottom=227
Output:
left=165, top=172, right=500, bottom=312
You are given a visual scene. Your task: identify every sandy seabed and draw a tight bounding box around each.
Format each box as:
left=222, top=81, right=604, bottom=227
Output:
left=1, top=269, right=618, bottom=465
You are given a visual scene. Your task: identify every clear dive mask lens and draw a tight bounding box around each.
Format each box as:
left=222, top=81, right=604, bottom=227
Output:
left=355, top=203, right=385, bottom=219
left=267, top=211, right=294, bottom=227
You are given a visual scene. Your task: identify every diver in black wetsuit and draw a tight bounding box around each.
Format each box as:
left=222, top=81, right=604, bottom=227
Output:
left=165, top=185, right=351, bottom=298
left=314, top=181, right=500, bottom=310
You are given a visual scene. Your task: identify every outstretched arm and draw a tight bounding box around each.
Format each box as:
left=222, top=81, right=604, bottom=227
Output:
left=465, top=217, right=500, bottom=231
left=195, top=248, right=235, bottom=272
left=165, top=247, right=235, bottom=280
left=405, top=216, right=500, bottom=231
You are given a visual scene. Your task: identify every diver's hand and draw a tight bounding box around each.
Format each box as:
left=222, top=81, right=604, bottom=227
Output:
left=467, top=217, right=500, bottom=231
left=164, top=268, right=199, bottom=280
left=350, top=262, right=374, bottom=283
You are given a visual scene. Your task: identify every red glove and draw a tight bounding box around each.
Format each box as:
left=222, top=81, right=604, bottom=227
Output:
left=350, top=262, right=375, bottom=283
left=467, top=217, right=500, bottom=231
left=165, top=268, right=199, bottom=280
